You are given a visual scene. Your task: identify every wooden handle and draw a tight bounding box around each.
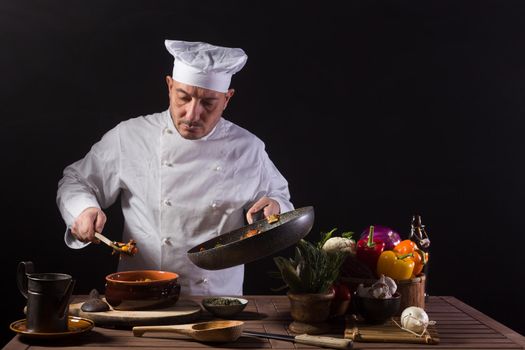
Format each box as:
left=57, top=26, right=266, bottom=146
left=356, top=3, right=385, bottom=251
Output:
left=351, top=332, right=433, bottom=344
left=294, top=334, right=353, bottom=349
left=133, top=324, right=193, bottom=337
left=94, top=232, right=115, bottom=247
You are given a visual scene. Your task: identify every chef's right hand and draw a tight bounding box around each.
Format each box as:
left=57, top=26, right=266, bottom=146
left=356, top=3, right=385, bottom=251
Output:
left=71, top=207, right=107, bottom=243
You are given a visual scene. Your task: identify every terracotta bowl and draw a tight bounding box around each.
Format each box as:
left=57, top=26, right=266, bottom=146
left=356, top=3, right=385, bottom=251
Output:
left=105, top=270, right=180, bottom=310
left=201, top=297, right=248, bottom=318
left=353, top=292, right=401, bottom=324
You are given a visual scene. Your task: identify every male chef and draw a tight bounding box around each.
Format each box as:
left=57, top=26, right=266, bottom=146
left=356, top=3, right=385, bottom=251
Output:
left=56, top=39, right=294, bottom=295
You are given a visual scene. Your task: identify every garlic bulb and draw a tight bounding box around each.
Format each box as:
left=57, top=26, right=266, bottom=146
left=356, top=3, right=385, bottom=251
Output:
left=382, top=276, right=397, bottom=295
left=369, top=275, right=397, bottom=299
left=400, top=306, right=431, bottom=334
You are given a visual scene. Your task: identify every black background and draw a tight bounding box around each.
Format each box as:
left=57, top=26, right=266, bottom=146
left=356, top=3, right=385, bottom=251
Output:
left=1, top=0, right=524, bottom=345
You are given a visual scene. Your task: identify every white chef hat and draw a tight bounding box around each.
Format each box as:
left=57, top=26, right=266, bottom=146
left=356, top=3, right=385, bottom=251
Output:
left=165, top=39, right=248, bottom=93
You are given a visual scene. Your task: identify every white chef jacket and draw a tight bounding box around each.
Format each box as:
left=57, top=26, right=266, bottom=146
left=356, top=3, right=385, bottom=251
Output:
left=56, top=110, right=294, bottom=296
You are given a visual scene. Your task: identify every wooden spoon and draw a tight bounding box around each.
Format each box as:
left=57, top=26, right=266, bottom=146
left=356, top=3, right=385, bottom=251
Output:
left=133, top=320, right=244, bottom=342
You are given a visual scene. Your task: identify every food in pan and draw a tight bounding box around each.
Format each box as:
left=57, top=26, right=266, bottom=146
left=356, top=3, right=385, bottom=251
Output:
left=266, top=214, right=280, bottom=224
left=241, top=229, right=261, bottom=240
left=198, top=241, right=224, bottom=252
left=197, top=217, right=280, bottom=252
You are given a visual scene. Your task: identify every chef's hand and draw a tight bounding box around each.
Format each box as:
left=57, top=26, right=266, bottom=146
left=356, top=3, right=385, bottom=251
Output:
left=71, top=207, right=107, bottom=243
left=246, top=197, right=280, bottom=224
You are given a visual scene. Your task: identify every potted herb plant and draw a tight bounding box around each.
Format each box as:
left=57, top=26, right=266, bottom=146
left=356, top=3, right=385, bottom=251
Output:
left=273, top=229, right=350, bottom=333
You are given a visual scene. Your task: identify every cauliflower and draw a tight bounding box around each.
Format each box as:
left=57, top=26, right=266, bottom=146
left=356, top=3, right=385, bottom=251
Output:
left=322, top=237, right=356, bottom=256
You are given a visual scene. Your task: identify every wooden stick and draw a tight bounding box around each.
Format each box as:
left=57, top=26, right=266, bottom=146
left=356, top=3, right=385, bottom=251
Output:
left=94, top=232, right=118, bottom=248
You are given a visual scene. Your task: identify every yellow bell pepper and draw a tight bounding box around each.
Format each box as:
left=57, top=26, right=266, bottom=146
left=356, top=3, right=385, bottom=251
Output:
left=376, top=250, right=415, bottom=280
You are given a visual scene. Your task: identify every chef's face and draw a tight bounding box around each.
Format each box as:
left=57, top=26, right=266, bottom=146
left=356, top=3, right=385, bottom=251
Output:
left=166, top=77, right=234, bottom=140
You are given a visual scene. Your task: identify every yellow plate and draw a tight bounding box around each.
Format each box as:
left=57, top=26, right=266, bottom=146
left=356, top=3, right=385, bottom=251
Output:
left=10, top=316, right=94, bottom=339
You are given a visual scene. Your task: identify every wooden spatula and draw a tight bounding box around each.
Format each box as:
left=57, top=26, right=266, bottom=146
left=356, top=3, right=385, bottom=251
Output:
left=133, top=320, right=244, bottom=342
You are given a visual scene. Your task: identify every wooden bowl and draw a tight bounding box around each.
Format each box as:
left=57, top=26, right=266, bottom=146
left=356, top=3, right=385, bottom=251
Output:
left=201, top=297, right=248, bottom=318
left=105, top=270, right=180, bottom=310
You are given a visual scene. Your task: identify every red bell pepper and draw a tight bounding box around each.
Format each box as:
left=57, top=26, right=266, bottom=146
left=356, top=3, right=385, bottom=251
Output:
left=331, top=282, right=351, bottom=301
left=330, top=281, right=351, bottom=317
left=356, top=226, right=385, bottom=276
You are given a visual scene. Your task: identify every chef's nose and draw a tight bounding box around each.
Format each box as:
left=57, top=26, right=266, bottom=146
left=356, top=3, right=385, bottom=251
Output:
left=184, top=100, right=203, bottom=122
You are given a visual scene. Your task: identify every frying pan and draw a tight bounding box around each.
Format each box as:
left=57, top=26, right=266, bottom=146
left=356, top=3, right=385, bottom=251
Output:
left=187, top=206, right=314, bottom=270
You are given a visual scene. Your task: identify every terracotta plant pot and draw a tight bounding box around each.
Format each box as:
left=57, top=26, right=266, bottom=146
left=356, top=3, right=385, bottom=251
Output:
left=287, top=290, right=335, bottom=334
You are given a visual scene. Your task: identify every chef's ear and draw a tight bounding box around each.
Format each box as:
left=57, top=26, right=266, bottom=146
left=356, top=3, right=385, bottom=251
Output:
left=165, top=76, right=174, bottom=91
left=223, top=88, right=235, bottom=110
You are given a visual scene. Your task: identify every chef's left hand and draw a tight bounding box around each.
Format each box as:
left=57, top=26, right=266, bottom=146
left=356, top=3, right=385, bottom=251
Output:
left=246, top=197, right=280, bottom=224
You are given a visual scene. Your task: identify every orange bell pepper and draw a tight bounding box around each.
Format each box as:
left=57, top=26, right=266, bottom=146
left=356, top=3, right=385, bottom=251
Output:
left=376, top=250, right=415, bottom=280
left=394, top=239, right=428, bottom=277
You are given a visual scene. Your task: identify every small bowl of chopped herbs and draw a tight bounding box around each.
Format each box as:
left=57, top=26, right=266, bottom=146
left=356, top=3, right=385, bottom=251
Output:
left=201, top=296, right=248, bottom=318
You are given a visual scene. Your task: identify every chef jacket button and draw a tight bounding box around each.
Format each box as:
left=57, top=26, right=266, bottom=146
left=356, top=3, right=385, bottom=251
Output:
left=211, top=202, right=217, bottom=208
left=162, top=237, right=171, bottom=245
left=163, top=127, right=173, bottom=134
left=163, top=199, right=172, bottom=206
left=203, top=278, right=208, bottom=284
left=215, top=165, right=222, bottom=171
left=162, top=160, right=173, bottom=167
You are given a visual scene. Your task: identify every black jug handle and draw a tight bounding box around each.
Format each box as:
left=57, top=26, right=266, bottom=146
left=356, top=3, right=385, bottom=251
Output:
left=16, top=261, right=34, bottom=299
left=58, top=279, right=76, bottom=319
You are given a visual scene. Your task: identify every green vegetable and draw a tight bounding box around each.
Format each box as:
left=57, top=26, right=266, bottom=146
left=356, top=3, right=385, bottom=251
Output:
left=273, top=239, right=346, bottom=294
left=317, top=228, right=354, bottom=249
left=204, top=297, right=242, bottom=306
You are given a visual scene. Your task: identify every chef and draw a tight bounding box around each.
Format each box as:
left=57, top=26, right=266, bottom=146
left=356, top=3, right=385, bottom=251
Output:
left=56, top=39, right=294, bottom=296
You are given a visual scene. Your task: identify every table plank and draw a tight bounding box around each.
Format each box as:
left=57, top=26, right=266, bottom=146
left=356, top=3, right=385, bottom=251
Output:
left=3, top=296, right=524, bottom=350
left=440, top=296, right=525, bottom=348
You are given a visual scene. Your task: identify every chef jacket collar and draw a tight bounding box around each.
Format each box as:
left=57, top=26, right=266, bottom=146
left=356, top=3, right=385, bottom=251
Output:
left=166, top=109, right=222, bottom=141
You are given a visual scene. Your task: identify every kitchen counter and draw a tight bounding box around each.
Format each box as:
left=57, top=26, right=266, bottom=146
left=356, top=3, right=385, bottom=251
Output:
left=3, top=295, right=524, bottom=349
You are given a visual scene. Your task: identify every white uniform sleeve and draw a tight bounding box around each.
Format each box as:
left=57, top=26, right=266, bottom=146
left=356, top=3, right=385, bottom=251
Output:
left=56, top=125, right=122, bottom=248
left=259, top=147, right=294, bottom=214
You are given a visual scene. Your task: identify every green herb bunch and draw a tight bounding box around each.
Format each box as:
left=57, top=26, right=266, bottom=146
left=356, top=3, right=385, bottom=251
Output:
left=272, top=229, right=347, bottom=294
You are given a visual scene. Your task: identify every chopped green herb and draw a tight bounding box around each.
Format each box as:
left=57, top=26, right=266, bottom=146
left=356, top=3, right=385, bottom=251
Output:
left=205, top=297, right=242, bottom=306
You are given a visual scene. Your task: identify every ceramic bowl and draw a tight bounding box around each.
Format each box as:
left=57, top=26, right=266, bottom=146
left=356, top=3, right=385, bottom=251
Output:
left=105, top=270, right=180, bottom=310
left=201, top=297, right=248, bottom=318
left=353, top=292, right=401, bottom=324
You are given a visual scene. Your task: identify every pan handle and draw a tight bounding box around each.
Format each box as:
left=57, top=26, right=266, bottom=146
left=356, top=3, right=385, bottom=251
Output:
left=247, top=210, right=264, bottom=224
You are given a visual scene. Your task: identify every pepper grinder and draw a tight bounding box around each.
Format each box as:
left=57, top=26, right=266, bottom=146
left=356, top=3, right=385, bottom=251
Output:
left=410, top=214, right=431, bottom=301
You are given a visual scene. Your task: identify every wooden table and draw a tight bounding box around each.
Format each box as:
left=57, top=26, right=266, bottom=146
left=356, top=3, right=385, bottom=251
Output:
left=3, top=296, right=524, bottom=349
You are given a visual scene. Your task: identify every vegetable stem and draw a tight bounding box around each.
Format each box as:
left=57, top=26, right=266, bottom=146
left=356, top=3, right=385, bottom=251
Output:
left=367, top=225, right=376, bottom=248
left=397, top=253, right=413, bottom=260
